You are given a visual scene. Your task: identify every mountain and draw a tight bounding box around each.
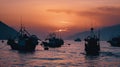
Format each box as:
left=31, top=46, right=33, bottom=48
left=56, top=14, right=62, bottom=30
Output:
left=0, top=21, right=18, bottom=40
left=67, top=24, right=120, bottom=40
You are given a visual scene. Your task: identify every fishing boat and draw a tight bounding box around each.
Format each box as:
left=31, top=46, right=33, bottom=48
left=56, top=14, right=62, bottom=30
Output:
left=7, top=25, right=39, bottom=51
left=74, top=38, right=81, bottom=42
left=41, top=33, right=64, bottom=50
left=107, top=36, right=120, bottom=47
left=84, top=28, right=100, bottom=55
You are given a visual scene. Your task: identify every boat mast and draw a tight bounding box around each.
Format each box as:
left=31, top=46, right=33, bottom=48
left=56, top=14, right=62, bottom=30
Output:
left=98, top=29, right=100, bottom=45
left=98, top=29, right=100, bottom=39
left=19, top=16, right=24, bottom=36
left=19, top=16, right=31, bottom=36
left=90, top=21, right=95, bottom=37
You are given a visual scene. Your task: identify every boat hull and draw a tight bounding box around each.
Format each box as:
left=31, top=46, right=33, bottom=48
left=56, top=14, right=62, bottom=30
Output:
left=85, top=43, right=100, bottom=55
left=74, top=38, right=81, bottom=42
left=108, top=41, right=120, bottom=47
left=7, top=38, right=38, bottom=51
left=84, top=38, right=100, bottom=55
left=108, top=36, right=120, bottom=47
left=42, top=39, right=64, bottom=48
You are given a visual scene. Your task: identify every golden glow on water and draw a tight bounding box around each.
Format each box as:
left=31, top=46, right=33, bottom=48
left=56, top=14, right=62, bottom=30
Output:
left=0, top=41, right=120, bottom=67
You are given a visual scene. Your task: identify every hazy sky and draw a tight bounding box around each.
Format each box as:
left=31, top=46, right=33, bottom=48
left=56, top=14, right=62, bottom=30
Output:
left=0, top=0, right=120, bottom=38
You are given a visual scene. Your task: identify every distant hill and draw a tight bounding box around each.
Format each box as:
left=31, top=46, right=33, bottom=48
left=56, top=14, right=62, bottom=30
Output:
left=0, top=21, right=18, bottom=40
left=67, top=24, right=120, bottom=40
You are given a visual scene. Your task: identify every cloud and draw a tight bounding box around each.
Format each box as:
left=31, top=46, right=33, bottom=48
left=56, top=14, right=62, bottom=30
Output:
left=79, top=6, right=120, bottom=26
left=47, top=6, right=120, bottom=16
left=47, top=9, right=78, bottom=14
left=97, top=6, right=120, bottom=14
left=47, top=6, right=120, bottom=27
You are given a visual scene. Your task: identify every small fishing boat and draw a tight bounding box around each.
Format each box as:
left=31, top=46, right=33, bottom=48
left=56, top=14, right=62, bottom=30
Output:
left=84, top=28, right=100, bottom=55
left=7, top=25, right=39, bottom=51
left=108, top=36, right=120, bottom=47
left=41, top=33, right=64, bottom=50
left=74, top=38, right=81, bottom=42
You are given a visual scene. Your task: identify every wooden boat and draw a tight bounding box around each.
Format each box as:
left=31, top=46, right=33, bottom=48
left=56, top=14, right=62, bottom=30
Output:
left=41, top=33, right=64, bottom=50
left=74, top=38, right=81, bottom=42
left=7, top=25, right=39, bottom=51
left=108, top=36, right=120, bottom=47
left=84, top=28, right=100, bottom=55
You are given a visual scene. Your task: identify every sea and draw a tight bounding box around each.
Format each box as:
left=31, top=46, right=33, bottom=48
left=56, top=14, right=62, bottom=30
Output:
left=0, top=40, right=120, bottom=67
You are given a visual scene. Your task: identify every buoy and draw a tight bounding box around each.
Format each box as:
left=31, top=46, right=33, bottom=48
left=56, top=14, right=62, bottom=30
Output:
left=1, top=40, right=4, bottom=43
left=44, top=47, right=49, bottom=50
left=68, top=44, right=71, bottom=45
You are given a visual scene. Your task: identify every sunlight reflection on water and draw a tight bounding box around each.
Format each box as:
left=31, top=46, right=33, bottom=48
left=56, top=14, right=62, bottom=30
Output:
left=0, top=40, right=120, bottom=67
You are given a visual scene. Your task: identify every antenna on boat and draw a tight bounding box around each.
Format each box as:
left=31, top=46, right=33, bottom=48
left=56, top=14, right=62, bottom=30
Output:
left=21, top=16, right=31, bottom=36
left=20, top=16, right=23, bottom=35
left=98, top=29, right=100, bottom=39
left=20, top=16, right=22, bottom=28
left=91, top=21, right=93, bottom=29
left=90, top=21, right=95, bottom=37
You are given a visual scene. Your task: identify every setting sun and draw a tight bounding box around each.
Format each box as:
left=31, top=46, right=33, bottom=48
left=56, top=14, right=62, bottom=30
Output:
left=58, top=29, right=67, bottom=32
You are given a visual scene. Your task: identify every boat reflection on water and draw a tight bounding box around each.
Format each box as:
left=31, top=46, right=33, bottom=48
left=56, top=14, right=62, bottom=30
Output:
left=0, top=40, right=120, bottom=67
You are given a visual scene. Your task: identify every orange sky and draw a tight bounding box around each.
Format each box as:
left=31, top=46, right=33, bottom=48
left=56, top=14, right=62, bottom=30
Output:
left=0, top=0, right=120, bottom=39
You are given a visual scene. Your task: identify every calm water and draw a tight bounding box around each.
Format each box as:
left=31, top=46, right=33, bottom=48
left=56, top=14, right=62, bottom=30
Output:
left=0, top=40, right=120, bottom=67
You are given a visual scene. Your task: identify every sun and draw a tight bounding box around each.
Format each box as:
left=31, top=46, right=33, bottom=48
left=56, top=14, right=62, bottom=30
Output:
left=54, top=28, right=68, bottom=33
left=58, top=29, right=67, bottom=32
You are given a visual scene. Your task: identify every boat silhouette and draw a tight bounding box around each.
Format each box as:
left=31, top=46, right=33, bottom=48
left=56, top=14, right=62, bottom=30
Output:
left=41, top=33, right=64, bottom=50
left=7, top=25, right=39, bottom=51
left=108, top=36, right=120, bottom=47
left=74, top=38, right=81, bottom=42
left=84, top=28, right=100, bottom=55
